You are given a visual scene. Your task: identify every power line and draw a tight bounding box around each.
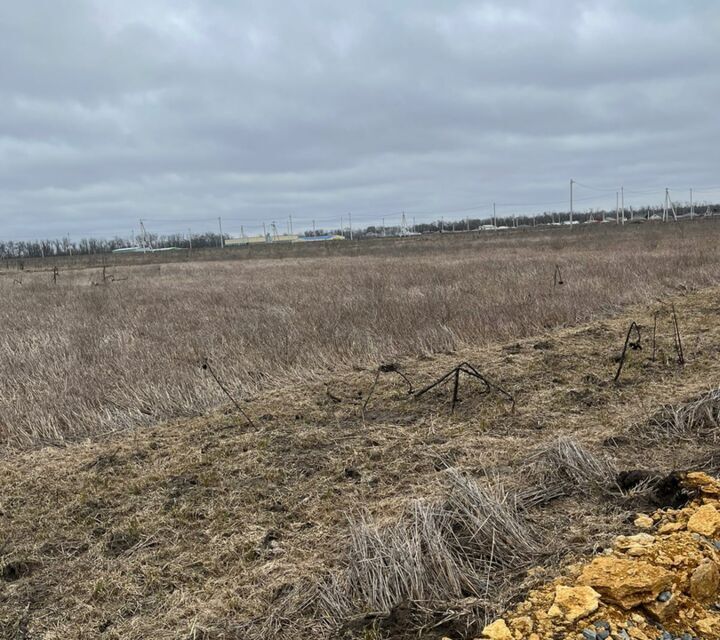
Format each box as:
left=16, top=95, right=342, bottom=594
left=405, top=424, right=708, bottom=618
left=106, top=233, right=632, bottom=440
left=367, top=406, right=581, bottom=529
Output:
left=496, top=192, right=610, bottom=208
left=622, top=187, right=664, bottom=195
left=141, top=216, right=218, bottom=224
left=11, top=179, right=719, bottom=242
left=572, top=181, right=620, bottom=192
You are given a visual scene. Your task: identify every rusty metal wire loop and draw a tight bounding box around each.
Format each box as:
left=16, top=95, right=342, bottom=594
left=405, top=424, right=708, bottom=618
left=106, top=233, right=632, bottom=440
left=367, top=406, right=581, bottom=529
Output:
left=414, top=362, right=515, bottom=414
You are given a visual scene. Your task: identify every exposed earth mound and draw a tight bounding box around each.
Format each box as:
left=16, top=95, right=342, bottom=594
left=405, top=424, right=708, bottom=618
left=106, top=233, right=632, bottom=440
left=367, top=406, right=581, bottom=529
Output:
left=481, top=473, right=720, bottom=640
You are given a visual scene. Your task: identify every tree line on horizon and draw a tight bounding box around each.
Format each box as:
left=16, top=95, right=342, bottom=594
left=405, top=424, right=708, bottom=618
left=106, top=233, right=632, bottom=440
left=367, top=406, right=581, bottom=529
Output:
left=2, top=201, right=718, bottom=258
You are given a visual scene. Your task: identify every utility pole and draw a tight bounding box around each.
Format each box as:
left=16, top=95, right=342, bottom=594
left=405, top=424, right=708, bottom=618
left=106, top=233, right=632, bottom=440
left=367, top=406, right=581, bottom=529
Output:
left=289, top=215, right=293, bottom=235
left=188, top=228, right=192, bottom=251
left=312, top=219, right=316, bottom=235
left=262, top=221, right=267, bottom=239
left=570, top=179, right=574, bottom=225
left=690, top=188, right=694, bottom=219
left=349, top=213, right=353, bottom=240
left=382, top=217, right=385, bottom=237
left=412, top=216, right=416, bottom=233
left=139, top=219, right=148, bottom=252
left=666, top=189, right=678, bottom=221
left=663, top=188, right=669, bottom=222
left=340, top=215, right=343, bottom=238
left=616, top=192, right=619, bottom=224
left=493, top=202, right=496, bottom=227
left=218, top=217, right=224, bottom=248
left=465, top=216, right=469, bottom=232
left=440, top=216, right=444, bottom=233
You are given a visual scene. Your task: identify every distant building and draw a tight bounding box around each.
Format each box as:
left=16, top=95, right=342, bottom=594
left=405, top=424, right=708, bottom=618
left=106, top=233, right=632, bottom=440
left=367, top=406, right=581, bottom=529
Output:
left=226, top=234, right=344, bottom=245
left=297, top=234, right=344, bottom=242
left=225, top=236, right=267, bottom=245
left=112, top=246, right=180, bottom=253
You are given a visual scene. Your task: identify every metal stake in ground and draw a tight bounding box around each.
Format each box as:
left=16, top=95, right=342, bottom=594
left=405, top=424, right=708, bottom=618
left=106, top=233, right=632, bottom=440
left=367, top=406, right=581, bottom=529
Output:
left=652, top=302, right=686, bottom=368
left=652, top=312, right=658, bottom=362
left=671, top=303, right=685, bottom=366
left=614, top=321, right=642, bottom=383
left=201, top=359, right=255, bottom=428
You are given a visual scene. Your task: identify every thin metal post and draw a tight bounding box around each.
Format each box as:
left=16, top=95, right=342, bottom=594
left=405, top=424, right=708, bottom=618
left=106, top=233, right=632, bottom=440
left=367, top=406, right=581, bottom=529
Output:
left=667, top=189, right=678, bottom=221
left=616, top=192, right=619, bottom=224
left=690, top=188, right=694, bottom=219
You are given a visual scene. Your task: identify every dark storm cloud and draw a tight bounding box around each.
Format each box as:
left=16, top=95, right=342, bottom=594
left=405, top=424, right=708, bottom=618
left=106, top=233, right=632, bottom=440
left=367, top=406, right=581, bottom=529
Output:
left=1, top=0, right=718, bottom=239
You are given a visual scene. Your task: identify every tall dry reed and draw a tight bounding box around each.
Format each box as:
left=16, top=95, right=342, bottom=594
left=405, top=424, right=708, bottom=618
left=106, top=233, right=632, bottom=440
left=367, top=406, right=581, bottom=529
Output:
left=1, top=222, right=718, bottom=449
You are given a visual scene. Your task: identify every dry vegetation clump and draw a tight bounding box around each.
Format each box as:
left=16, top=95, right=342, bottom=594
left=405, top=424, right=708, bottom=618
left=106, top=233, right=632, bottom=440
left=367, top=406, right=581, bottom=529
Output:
left=528, top=436, right=617, bottom=496
left=3, top=222, right=720, bottom=450
left=250, top=471, right=544, bottom=640
left=343, top=471, right=540, bottom=608
left=639, top=387, right=720, bottom=442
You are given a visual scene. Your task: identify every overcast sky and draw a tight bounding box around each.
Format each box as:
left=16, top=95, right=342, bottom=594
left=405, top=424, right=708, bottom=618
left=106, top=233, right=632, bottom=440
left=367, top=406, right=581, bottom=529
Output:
left=1, top=1, right=719, bottom=240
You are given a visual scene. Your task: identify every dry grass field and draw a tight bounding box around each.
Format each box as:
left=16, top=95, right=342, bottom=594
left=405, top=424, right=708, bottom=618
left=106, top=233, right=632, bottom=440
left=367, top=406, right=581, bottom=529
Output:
left=1, top=221, right=720, bottom=450
left=3, top=221, right=720, bottom=639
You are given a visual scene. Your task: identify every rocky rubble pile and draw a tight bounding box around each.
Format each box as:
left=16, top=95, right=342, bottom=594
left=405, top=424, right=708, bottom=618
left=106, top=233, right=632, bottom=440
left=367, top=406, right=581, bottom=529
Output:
left=480, top=472, right=720, bottom=640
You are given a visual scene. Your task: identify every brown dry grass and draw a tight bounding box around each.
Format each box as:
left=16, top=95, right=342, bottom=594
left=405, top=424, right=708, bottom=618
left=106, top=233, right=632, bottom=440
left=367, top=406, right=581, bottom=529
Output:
left=2, top=221, right=720, bottom=451
left=4, top=279, right=720, bottom=638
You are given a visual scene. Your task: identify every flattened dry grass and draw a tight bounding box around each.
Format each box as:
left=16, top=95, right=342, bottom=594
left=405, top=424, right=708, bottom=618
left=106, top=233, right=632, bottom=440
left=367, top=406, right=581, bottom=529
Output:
left=3, top=221, right=720, bottom=450
left=5, top=285, right=720, bottom=638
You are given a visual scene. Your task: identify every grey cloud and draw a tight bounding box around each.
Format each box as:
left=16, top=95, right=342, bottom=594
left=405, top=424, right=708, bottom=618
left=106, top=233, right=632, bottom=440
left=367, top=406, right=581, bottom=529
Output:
left=0, top=0, right=719, bottom=239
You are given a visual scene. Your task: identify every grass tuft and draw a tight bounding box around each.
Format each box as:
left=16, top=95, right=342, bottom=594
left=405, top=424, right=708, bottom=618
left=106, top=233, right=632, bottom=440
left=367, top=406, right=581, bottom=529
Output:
left=641, top=388, right=720, bottom=442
